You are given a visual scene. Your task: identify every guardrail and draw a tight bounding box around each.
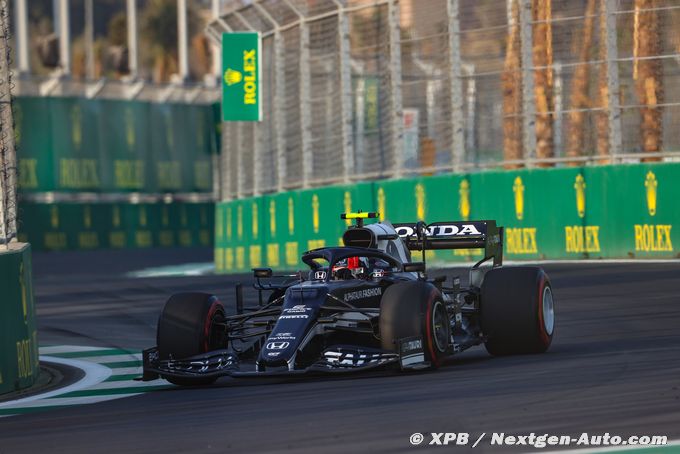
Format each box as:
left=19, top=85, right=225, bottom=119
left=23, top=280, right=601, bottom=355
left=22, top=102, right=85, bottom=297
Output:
left=0, top=243, right=38, bottom=395
left=214, top=162, right=678, bottom=273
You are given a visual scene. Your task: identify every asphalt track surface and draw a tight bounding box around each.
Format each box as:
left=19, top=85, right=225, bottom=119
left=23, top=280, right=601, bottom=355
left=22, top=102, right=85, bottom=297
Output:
left=1, top=248, right=679, bottom=453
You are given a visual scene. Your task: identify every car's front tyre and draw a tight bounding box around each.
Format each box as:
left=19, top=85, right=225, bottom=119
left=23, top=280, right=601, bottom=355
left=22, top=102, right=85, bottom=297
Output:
left=157, top=292, right=226, bottom=386
left=379, top=281, right=450, bottom=368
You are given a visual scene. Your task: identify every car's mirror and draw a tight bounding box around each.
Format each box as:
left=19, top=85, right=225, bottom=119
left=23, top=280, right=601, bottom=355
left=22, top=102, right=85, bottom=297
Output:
left=253, top=268, right=273, bottom=278
left=403, top=262, right=425, bottom=273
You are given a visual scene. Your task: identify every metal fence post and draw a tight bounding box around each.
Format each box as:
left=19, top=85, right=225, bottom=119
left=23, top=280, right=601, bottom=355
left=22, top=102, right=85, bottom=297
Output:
left=299, top=20, right=313, bottom=187
left=177, top=0, right=189, bottom=82
left=518, top=0, right=536, bottom=166
left=0, top=2, right=16, bottom=245
left=58, top=0, right=71, bottom=76
left=15, top=0, right=30, bottom=74
left=236, top=123, right=244, bottom=199
left=235, top=14, right=262, bottom=196
left=604, top=0, right=622, bottom=161
left=126, top=0, right=139, bottom=79
left=221, top=123, right=232, bottom=201
left=274, top=31, right=287, bottom=191
left=447, top=0, right=465, bottom=172
left=338, top=7, right=354, bottom=182
left=388, top=0, right=403, bottom=179
left=553, top=61, right=563, bottom=156
left=464, top=64, right=476, bottom=157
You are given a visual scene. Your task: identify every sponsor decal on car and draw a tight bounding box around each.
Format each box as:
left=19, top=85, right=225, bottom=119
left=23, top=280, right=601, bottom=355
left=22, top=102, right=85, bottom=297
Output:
left=284, top=304, right=310, bottom=313
left=343, top=288, right=382, bottom=302
left=279, top=314, right=309, bottom=319
left=269, top=332, right=295, bottom=341
left=266, top=341, right=289, bottom=350
left=395, top=224, right=483, bottom=238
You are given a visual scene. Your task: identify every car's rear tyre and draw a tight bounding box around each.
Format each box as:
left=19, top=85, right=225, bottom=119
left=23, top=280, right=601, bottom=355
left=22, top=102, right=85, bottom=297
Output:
left=157, top=292, right=226, bottom=386
left=480, top=267, right=555, bottom=356
left=380, top=281, right=450, bottom=368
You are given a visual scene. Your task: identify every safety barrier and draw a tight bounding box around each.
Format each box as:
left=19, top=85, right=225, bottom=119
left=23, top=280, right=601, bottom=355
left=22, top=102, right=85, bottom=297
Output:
left=214, top=162, right=679, bottom=273
left=0, top=243, right=38, bottom=395
left=14, top=96, right=219, bottom=193
left=18, top=202, right=214, bottom=251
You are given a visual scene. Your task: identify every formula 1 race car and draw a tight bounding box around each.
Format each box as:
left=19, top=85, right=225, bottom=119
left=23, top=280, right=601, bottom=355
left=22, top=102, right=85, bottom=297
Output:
left=142, top=212, right=555, bottom=385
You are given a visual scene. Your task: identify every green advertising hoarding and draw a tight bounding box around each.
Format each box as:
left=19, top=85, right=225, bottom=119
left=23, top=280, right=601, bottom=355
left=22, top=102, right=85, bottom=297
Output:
left=222, top=32, right=262, bottom=122
left=18, top=202, right=214, bottom=251
left=0, top=244, right=38, bottom=395
left=215, top=163, right=680, bottom=273
left=14, top=97, right=55, bottom=192
left=14, top=96, right=218, bottom=194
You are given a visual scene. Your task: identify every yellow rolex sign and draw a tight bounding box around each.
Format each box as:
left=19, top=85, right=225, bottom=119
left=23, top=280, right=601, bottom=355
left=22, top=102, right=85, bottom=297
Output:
left=222, top=32, right=261, bottom=121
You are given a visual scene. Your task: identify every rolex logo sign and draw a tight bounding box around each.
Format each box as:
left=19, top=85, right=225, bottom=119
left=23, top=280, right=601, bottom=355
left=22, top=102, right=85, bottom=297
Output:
left=224, top=68, right=242, bottom=86
left=458, top=179, right=470, bottom=220
left=574, top=174, right=586, bottom=218
left=645, top=171, right=657, bottom=216
left=513, top=176, right=525, bottom=221
left=222, top=32, right=262, bottom=121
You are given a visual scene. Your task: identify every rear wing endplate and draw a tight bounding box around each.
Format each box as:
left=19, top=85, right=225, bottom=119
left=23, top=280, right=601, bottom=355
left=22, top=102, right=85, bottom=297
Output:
left=393, top=221, right=504, bottom=267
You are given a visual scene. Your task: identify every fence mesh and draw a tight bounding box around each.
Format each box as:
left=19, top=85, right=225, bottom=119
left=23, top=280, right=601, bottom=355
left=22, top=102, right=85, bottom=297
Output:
left=212, top=0, right=680, bottom=200
left=0, top=0, right=17, bottom=246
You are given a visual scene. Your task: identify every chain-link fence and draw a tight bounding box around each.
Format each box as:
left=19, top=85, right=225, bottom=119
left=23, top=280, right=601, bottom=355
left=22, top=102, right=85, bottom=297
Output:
left=0, top=0, right=17, bottom=246
left=208, top=0, right=680, bottom=200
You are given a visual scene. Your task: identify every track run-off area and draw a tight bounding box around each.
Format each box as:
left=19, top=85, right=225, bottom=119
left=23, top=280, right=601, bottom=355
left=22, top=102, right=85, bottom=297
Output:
left=0, top=248, right=678, bottom=453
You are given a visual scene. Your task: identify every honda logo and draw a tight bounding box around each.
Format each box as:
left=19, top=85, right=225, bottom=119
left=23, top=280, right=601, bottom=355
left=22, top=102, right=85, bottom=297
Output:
left=266, top=341, right=290, bottom=350
left=314, top=271, right=327, bottom=280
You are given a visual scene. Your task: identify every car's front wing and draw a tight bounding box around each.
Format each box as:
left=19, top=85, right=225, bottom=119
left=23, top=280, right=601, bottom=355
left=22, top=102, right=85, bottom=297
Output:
left=141, top=338, right=429, bottom=382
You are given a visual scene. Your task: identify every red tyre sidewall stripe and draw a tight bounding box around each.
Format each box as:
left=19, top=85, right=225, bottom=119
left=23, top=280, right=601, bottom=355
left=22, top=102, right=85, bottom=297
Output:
left=536, top=275, right=550, bottom=345
left=203, top=298, right=221, bottom=352
left=424, top=290, right=440, bottom=367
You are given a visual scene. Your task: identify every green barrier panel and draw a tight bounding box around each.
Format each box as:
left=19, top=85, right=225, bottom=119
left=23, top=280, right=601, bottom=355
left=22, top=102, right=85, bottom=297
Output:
left=376, top=174, right=479, bottom=263
left=469, top=167, right=586, bottom=260
left=183, top=105, right=215, bottom=192
left=50, top=97, right=104, bottom=191
left=216, top=196, right=261, bottom=273
left=150, top=103, right=181, bottom=192
left=98, top=100, right=153, bottom=192
left=14, top=97, right=55, bottom=192
left=15, top=96, right=216, bottom=194
left=585, top=163, right=679, bottom=258
left=215, top=163, right=680, bottom=273
left=18, top=202, right=214, bottom=251
left=262, top=191, right=301, bottom=272
left=0, top=244, right=38, bottom=395
left=149, top=103, right=215, bottom=193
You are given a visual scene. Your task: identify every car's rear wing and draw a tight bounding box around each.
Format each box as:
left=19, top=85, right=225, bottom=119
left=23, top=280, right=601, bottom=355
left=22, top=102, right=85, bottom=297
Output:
left=393, top=220, right=504, bottom=267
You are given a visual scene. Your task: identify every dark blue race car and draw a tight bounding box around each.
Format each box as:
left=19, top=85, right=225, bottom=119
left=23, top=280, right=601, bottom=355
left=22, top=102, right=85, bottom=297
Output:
left=142, top=212, right=555, bottom=386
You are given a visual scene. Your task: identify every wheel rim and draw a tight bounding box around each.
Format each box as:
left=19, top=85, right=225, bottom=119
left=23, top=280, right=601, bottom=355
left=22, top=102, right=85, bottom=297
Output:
left=432, top=301, right=449, bottom=352
left=542, top=285, right=555, bottom=336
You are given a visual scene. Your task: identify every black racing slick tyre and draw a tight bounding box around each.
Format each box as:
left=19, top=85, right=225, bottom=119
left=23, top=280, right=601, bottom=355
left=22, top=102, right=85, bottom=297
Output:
left=157, top=292, right=226, bottom=386
left=380, top=281, right=450, bottom=368
left=480, top=267, right=555, bottom=356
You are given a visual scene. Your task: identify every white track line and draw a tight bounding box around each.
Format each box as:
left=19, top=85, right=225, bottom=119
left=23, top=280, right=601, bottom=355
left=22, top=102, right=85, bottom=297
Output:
left=0, top=393, right=140, bottom=410
left=0, top=356, right=111, bottom=408
left=530, top=438, right=680, bottom=453
left=89, top=379, right=168, bottom=391
left=39, top=345, right=109, bottom=355
left=82, top=353, right=142, bottom=364
left=108, top=367, right=143, bottom=375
